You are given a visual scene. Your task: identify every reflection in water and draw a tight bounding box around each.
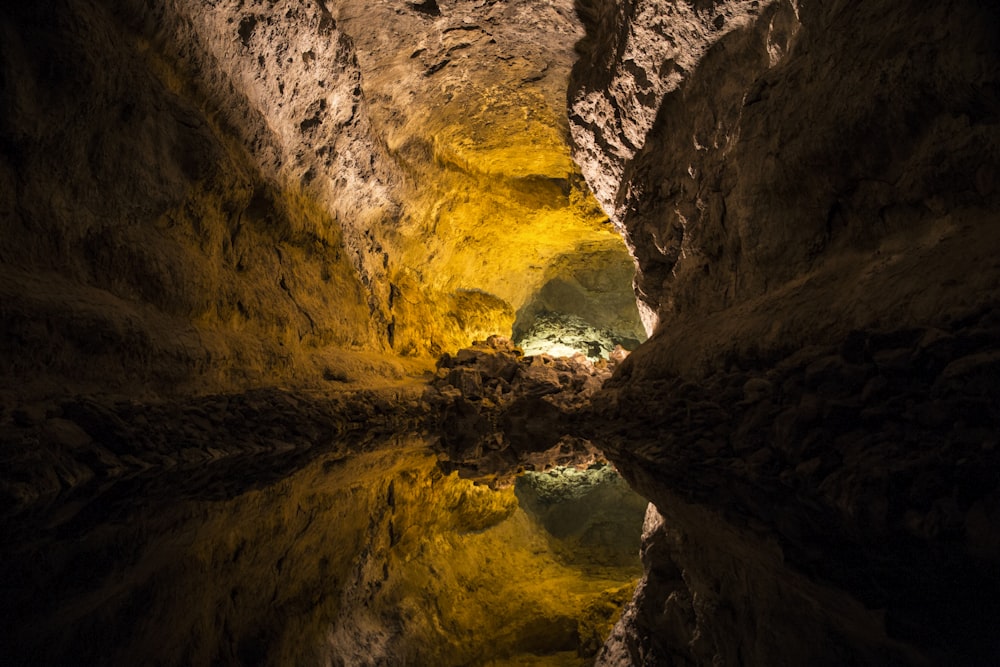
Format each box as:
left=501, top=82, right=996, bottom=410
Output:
left=1, top=434, right=644, bottom=665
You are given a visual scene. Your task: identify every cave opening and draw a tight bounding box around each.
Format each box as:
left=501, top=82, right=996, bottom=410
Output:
left=510, top=245, right=646, bottom=360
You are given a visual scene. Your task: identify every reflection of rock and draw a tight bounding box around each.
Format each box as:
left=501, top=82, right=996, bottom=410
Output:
left=425, top=335, right=619, bottom=485
left=0, top=387, right=427, bottom=519
left=592, top=312, right=1000, bottom=666
left=597, top=506, right=693, bottom=667
left=0, top=430, right=639, bottom=665
left=515, top=464, right=649, bottom=567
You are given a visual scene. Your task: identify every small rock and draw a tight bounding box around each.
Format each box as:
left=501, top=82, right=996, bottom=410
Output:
left=803, top=355, right=845, bottom=388
left=795, top=457, right=822, bottom=476
left=610, top=345, right=629, bottom=364
left=447, top=367, right=483, bottom=400
left=860, top=375, right=889, bottom=402
left=41, top=419, right=93, bottom=449
left=872, top=347, right=913, bottom=372
left=748, top=447, right=773, bottom=466
left=742, top=377, right=772, bottom=403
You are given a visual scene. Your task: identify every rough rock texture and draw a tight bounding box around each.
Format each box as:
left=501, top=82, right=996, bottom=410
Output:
left=0, top=0, right=390, bottom=397
left=593, top=313, right=1000, bottom=665
left=572, top=0, right=1000, bottom=339
left=0, top=0, right=641, bottom=399
left=513, top=244, right=646, bottom=356
left=568, top=0, right=1000, bottom=664
left=334, top=0, right=644, bottom=356
left=0, top=1, right=649, bottom=663
left=124, top=0, right=404, bottom=315
left=570, top=0, right=768, bottom=233
left=516, top=312, right=638, bottom=360
left=425, top=335, right=623, bottom=484
left=4, top=0, right=1000, bottom=663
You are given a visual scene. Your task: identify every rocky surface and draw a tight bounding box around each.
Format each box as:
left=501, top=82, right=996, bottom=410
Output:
left=0, top=1, right=649, bottom=663
left=0, top=0, right=390, bottom=397
left=3, top=0, right=1000, bottom=663
left=424, top=335, right=624, bottom=485
left=0, top=384, right=426, bottom=521
left=515, top=311, right=641, bottom=360
left=571, top=0, right=1000, bottom=337
left=591, top=310, right=1000, bottom=665
left=0, top=0, right=641, bottom=399
left=567, top=0, right=1000, bottom=664
left=513, top=243, right=647, bottom=355
left=334, top=0, right=644, bottom=356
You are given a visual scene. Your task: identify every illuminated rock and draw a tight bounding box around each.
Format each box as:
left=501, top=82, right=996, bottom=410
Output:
left=0, top=0, right=641, bottom=398
left=515, top=311, right=637, bottom=361
left=427, top=335, right=629, bottom=484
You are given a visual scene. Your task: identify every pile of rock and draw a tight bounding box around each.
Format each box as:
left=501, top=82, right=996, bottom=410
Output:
left=425, top=335, right=627, bottom=485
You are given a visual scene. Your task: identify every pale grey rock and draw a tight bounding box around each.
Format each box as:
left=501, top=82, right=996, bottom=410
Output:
left=123, top=0, right=403, bottom=306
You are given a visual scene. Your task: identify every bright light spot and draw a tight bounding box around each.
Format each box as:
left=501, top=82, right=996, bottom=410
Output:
left=514, top=312, right=637, bottom=361
left=520, top=341, right=586, bottom=358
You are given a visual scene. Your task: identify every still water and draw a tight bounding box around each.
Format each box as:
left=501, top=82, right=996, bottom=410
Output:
left=1, top=434, right=646, bottom=666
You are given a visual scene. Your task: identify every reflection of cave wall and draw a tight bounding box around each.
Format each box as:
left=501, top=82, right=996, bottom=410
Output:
left=515, top=465, right=649, bottom=567
left=0, top=426, right=640, bottom=666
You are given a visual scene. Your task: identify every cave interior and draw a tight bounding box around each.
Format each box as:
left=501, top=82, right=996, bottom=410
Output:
left=1, top=0, right=999, bottom=665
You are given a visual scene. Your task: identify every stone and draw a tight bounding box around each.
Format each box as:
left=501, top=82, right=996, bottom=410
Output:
left=1, top=0, right=1000, bottom=663
left=741, top=377, right=773, bottom=403
left=40, top=418, right=93, bottom=449
left=447, top=367, right=483, bottom=400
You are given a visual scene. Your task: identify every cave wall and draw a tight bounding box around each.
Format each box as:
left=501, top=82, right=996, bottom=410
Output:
left=0, top=0, right=642, bottom=400
left=4, top=0, right=999, bottom=662
left=569, top=0, right=1000, bottom=664
left=572, top=0, right=1000, bottom=358
left=0, top=0, right=394, bottom=398
left=332, top=0, right=642, bottom=356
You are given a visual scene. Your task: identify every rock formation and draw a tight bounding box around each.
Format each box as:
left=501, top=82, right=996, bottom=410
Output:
left=569, top=0, right=1000, bottom=664
left=2, top=0, right=1000, bottom=664
left=0, top=0, right=642, bottom=400
left=425, top=334, right=619, bottom=484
